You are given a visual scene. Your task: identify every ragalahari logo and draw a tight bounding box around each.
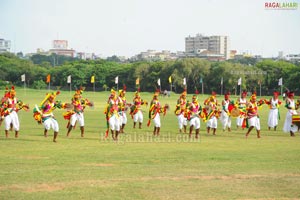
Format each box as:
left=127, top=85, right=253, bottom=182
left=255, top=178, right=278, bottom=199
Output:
left=265, top=2, right=298, bottom=10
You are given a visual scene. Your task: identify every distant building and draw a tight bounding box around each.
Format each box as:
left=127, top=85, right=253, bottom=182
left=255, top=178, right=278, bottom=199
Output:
left=131, top=50, right=178, bottom=61
left=0, top=38, right=11, bottom=53
left=285, top=54, right=300, bottom=62
left=185, top=34, right=230, bottom=60
left=49, top=40, right=75, bottom=57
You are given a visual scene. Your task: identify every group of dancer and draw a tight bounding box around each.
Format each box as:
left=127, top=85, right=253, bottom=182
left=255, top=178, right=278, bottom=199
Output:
left=1, top=86, right=299, bottom=142
left=174, top=89, right=300, bottom=138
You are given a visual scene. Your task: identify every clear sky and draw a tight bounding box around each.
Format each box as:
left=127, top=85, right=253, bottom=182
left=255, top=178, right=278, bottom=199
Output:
left=0, top=0, right=299, bottom=57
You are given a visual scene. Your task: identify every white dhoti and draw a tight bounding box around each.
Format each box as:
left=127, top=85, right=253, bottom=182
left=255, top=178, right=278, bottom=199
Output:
left=220, top=111, right=231, bottom=130
left=43, top=117, right=59, bottom=132
left=153, top=114, right=161, bottom=128
left=248, top=116, right=260, bottom=130
left=4, top=111, right=20, bottom=131
left=207, top=116, right=218, bottom=129
left=268, top=109, right=279, bottom=128
left=109, top=114, right=120, bottom=131
left=133, top=110, right=143, bottom=123
left=190, top=116, right=200, bottom=129
left=70, top=112, right=84, bottom=127
left=177, top=113, right=187, bottom=129
left=120, top=112, right=127, bottom=125
left=283, top=110, right=298, bottom=133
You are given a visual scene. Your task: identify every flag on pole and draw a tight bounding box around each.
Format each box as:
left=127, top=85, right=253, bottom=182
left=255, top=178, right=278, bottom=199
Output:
left=278, top=77, right=283, bottom=86
left=21, top=74, right=25, bottom=82
left=157, top=78, right=161, bottom=86
left=115, top=76, right=119, bottom=84
left=183, top=77, right=186, bottom=85
left=200, top=77, right=203, bottom=84
left=168, top=76, right=172, bottom=83
left=221, top=77, right=223, bottom=85
left=67, top=75, right=71, bottom=83
left=46, top=74, right=51, bottom=83
left=91, top=75, right=95, bottom=83
left=136, top=78, right=140, bottom=85
left=237, top=77, right=242, bottom=86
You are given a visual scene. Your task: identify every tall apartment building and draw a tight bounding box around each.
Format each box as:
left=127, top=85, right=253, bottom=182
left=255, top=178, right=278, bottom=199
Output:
left=0, top=38, right=11, bottom=53
left=185, top=34, right=230, bottom=60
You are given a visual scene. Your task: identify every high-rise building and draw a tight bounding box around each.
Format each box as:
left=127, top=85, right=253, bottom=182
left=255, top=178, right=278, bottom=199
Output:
left=0, top=38, right=11, bottom=53
left=185, top=34, right=230, bottom=60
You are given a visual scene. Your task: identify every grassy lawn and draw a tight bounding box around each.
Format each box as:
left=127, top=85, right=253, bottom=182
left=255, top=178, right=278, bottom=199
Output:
left=0, top=89, right=300, bottom=199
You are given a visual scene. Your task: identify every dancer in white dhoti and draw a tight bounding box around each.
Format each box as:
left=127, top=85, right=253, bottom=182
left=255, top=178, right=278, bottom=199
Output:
left=220, top=92, right=232, bottom=132
left=283, top=91, right=299, bottom=137
left=265, top=91, right=281, bottom=131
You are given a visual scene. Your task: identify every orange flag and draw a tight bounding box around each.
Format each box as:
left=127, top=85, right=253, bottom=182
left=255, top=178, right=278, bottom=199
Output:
left=46, top=74, right=51, bottom=83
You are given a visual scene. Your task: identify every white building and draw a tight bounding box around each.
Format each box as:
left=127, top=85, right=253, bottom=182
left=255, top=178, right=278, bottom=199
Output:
left=185, top=34, right=230, bottom=60
left=0, top=38, right=11, bottom=53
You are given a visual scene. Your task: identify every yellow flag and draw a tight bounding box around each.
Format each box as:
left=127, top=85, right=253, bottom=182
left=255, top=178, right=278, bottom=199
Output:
left=136, top=78, right=140, bottom=85
left=168, top=76, right=172, bottom=83
left=91, top=76, right=95, bottom=83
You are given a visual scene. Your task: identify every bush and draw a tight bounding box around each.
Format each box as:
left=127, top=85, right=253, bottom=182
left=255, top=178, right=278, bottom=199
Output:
left=32, top=80, right=47, bottom=89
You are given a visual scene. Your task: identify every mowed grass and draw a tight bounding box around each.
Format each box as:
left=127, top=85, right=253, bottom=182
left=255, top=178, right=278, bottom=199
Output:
left=0, top=89, right=300, bottom=199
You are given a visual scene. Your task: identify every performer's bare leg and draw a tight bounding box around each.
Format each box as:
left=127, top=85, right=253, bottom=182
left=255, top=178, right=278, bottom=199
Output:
left=207, top=127, right=210, bottom=134
left=67, top=125, right=73, bottom=137
left=195, top=129, right=199, bottom=139
left=53, top=131, right=58, bottom=142
left=156, top=127, right=160, bottom=136
left=115, top=131, right=119, bottom=140
left=189, top=125, right=194, bottom=138
left=246, top=126, right=254, bottom=138
left=228, top=127, right=231, bottom=132
left=183, top=125, right=187, bottom=134
left=212, top=128, right=216, bottom=135
left=133, top=122, right=136, bottom=128
left=290, top=131, right=295, bottom=137
left=121, top=124, right=125, bottom=133
left=274, top=126, right=277, bottom=131
left=111, top=130, right=116, bottom=140
left=153, top=127, right=157, bottom=136
left=80, top=126, right=84, bottom=137
left=139, top=122, right=142, bottom=129
left=256, top=130, right=261, bottom=138
left=5, top=130, right=9, bottom=138
left=44, top=129, right=48, bottom=137
left=15, top=131, right=19, bottom=138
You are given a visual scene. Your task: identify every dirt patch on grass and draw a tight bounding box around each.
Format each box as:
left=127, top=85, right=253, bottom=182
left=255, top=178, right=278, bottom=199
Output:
left=1, top=174, right=299, bottom=193
left=81, top=163, right=115, bottom=167
left=20, top=156, right=49, bottom=160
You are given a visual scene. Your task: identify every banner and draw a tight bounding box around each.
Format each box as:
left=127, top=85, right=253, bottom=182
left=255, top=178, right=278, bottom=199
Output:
left=278, top=77, right=283, bottom=86
left=136, top=78, right=140, bottom=85
left=183, top=77, right=186, bottom=86
left=21, top=74, right=25, bottom=82
left=46, top=74, right=51, bottom=83
left=237, top=77, right=242, bottom=86
left=115, top=76, right=119, bottom=84
left=168, top=76, right=172, bottom=83
left=67, top=75, right=71, bottom=83
left=157, top=78, right=161, bottom=86
left=221, top=77, right=223, bottom=85
left=91, top=76, right=95, bottom=83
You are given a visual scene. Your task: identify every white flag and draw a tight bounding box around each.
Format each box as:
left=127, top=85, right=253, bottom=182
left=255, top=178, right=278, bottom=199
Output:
left=21, top=74, right=25, bottom=82
left=157, top=78, right=161, bottom=86
left=237, top=77, right=242, bottom=86
left=183, top=77, right=186, bottom=86
left=115, top=76, right=119, bottom=84
left=221, top=77, right=223, bottom=85
left=67, top=75, right=71, bottom=83
left=278, top=77, right=283, bottom=86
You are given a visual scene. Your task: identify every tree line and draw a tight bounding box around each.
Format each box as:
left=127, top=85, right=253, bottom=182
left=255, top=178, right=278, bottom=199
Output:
left=0, top=52, right=299, bottom=95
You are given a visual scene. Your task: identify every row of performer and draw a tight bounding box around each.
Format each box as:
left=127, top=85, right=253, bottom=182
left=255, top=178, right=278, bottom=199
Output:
left=1, top=86, right=300, bottom=142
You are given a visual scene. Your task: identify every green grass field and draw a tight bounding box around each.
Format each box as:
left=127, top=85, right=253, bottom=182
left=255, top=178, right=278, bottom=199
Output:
left=1, top=89, right=300, bottom=199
